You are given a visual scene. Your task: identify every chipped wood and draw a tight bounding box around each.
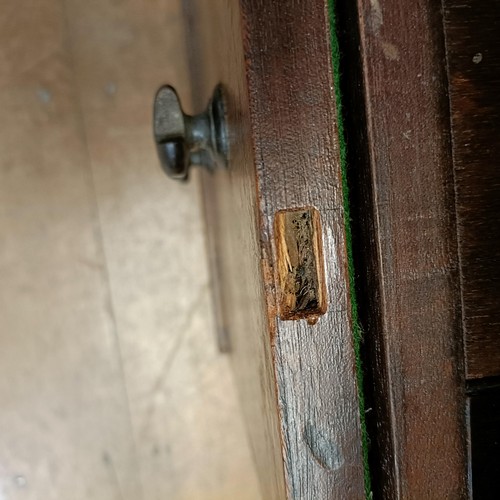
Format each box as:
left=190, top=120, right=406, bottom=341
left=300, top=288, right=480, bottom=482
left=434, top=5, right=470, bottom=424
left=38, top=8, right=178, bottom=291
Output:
left=274, top=208, right=327, bottom=323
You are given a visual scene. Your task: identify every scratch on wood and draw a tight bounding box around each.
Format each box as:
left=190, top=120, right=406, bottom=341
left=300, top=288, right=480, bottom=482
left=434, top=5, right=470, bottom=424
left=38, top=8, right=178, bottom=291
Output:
left=369, top=0, right=383, bottom=34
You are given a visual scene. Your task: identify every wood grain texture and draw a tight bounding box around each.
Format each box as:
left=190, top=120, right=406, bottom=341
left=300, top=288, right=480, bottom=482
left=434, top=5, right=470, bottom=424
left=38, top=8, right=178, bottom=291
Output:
left=336, top=0, right=469, bottom=496
left=0, top=1, right=260, bottom=498
left=185, top=0, right=366, bottom=498
left=0, top=2, right=141, bottom=498
left=61, top=1, right=261, bottom=498
left=241, top=2, right=365, bottom=496
left=443, top=0, right=500, bottom=379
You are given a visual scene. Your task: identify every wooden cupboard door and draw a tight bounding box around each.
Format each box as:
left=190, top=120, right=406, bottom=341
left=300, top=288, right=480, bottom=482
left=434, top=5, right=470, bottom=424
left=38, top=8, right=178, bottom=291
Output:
left=179, top=0, right=367, bottom=498
left=166, top=0, right=480, bottom=498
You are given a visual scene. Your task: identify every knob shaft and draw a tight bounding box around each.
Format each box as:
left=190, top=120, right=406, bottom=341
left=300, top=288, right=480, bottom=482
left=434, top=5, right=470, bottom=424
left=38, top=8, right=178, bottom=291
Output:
left=153, top=85, right=228, bottom=181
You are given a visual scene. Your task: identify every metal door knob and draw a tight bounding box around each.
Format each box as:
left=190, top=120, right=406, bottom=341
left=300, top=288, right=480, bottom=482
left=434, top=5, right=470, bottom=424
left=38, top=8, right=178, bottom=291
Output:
left=153, top=85, right=228, bottom=181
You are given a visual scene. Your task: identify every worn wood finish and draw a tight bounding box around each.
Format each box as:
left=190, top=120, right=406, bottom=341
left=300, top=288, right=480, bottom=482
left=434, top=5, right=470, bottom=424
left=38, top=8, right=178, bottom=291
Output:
left=185, top=0, right=366, bottom=498
left=336, top=0, right=469, bottom=496
left=443, top=0, right=500, bottom=379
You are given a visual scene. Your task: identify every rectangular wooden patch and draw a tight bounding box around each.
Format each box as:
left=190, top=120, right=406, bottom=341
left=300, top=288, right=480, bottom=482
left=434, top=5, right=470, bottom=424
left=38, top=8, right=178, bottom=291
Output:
left=274, top=208, right=327, bottom=321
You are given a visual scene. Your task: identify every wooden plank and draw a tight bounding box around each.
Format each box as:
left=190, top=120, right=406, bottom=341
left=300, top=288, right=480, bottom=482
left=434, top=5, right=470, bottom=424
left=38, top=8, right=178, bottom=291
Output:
left=61, top=0, right=261, bottom=499
left=185, top=0, right=366, bottom=498
left=0, top=1, right=140, bottom=498
left=335, top=0, right=469, bottom=496
left=443, top=0, right=500, bottom=379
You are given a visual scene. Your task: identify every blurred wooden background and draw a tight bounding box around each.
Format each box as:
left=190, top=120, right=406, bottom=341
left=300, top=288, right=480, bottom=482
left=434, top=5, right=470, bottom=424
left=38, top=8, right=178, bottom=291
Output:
left=0, top=1, right=260, bottom=499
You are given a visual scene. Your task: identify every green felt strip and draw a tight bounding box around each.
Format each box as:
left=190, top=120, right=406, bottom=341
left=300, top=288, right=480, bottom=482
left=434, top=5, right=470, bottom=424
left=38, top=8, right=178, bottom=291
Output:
left=327, top=1, right=373, bottom=497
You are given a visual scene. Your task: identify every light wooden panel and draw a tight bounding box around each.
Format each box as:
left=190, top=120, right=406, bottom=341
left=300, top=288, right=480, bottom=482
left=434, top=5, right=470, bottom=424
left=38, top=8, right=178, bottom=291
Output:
left=0, top=1, right=140, bottom=499
left=0, top=0, right=260, bottom=499
left=61, top=1, right=260, bottom=499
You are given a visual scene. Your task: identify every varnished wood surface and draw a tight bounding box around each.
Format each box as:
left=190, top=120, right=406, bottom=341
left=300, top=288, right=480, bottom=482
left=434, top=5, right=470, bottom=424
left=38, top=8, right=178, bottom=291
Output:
left=0, top=1, right=260, bottom=498
left=443, top=0, right=500, bottom=380
left=186, top=0, right=366, bottom=498
left=337, top=0, right=469, bottom=496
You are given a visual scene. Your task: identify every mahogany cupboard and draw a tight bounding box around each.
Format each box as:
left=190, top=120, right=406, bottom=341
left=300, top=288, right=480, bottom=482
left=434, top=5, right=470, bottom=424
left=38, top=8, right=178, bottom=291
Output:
left=153, top=0, right=500, bottom=497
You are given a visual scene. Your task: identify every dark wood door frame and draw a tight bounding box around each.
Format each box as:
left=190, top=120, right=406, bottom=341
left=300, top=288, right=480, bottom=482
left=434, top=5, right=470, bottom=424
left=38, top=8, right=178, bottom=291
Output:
left=336, top=0, right=469, bottom=496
